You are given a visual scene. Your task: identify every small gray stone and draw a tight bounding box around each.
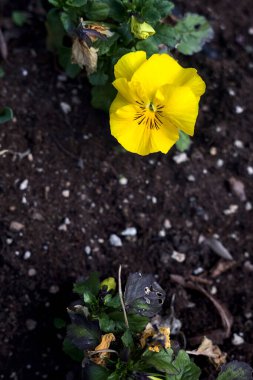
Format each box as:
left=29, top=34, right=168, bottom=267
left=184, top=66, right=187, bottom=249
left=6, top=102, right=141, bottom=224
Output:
left=26, top=319, right=37, bottom=331
left=10, top=221, right=24, bottom=231
left=121, top=227, right=137, bottom=237
left=19, top=179, right=29, bottom=191
left=109, top=234, right=122, bottom=247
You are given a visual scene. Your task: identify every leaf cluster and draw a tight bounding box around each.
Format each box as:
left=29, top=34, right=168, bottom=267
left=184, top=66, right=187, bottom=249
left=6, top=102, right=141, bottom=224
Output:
left=63, top=271, right=253, bottom=380
left=46, top=0, right=213, bottom=111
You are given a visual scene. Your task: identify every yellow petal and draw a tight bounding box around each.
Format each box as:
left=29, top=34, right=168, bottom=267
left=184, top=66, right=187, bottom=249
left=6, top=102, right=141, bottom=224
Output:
left=110, top=104, right=154, bottom=155
left=110, top=93, right=129, bottom=113
left=157, top=85, right=199, bottom=136
left=175, top=68, right=206, bottom=97
left=114, top=51, right=147, bottom=80
left=132, top=54, right=182, bottom=99
left=150, top=120, right=178, bottom=153
left=112, top=78, right=136, bottom=103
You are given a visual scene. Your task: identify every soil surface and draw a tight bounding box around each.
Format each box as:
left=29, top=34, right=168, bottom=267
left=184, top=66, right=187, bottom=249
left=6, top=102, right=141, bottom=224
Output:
left=0, top=0, right=253, bottom=379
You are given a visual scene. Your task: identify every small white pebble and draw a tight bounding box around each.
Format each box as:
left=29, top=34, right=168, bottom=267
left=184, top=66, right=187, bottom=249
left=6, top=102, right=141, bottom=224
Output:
left=235, top=106, right=244, bottom=114
left=244, top=252, right=250, bottom=258
left=21, top=69, right=28, bottom=77
left=64, top=217, right=71, bottom=225
left=15, top=251, right=20, bottom=256
left=210, top=147, right=217, bottom=156
left=245, top=202, right=252, bottom=211
left=152, top=196, right=157, bottom=204
left=49, top=285, right=59, bottom=294
left=60, top=102, right=71, bottom=114
left=232, top=333, right=244, bottom=346
left=203, top=169, right=208, bottom=174
left=234, top=140, right=244, bottom=148
left=216, top=126, right=222, bottom=132
left=164, top=219, right=172, bottom=229
left=19, top=179, right=29, bottom=191
left=187, top=175, right=195, bottom=182
left=62, top=189, right=70, bottom=198
left=216, top=159, right=224, bottom=168
left=228, top=88, right=236, bottom=96
left=58, top=224, right=67, bottom=231
left=210, top=286, right=217, bottom=295
left=247, top=166, right=253, bottom=175
left=10, top=221, right=24, bottom=232
left=173, top=153, right=188, bottom=164
left=223, top=204, right=238, bottom=215
left=245, top=311, right=252, bottom=319
left=248, top=27, right=253, bottom=35
left=171, top=250, right=186, bottom=263
left=109, top=234, right=122, bottom=247
left=28, top=268, right=37, bottom=277
left=158, top=229, right=166, bottom=237
left=24, top=251, right=31, bottom=260
left=6, top=238, right=13, bottom=245
left=149, top=159, right=155, bottom=165
left=84, top=246, right=91, bottom=255
left=26, top=319, right=37, bottom=331
left=119, top=176, right=128, bottom=185
left=121, top=227, right=137, bottom=237
left=22, top=196, right=27, bottom=204
left=193, top=267, right=204, bottom=275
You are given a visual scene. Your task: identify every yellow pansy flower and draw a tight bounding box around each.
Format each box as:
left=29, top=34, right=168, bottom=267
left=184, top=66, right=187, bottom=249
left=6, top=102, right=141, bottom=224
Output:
left=140, top=322, right=171, bottom=352
left=109, top=51, right=206, bottom=156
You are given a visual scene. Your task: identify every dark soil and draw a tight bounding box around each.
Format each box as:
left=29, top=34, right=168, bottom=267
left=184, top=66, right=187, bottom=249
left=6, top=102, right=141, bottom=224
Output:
left=1, top=0, right=253, bottom=379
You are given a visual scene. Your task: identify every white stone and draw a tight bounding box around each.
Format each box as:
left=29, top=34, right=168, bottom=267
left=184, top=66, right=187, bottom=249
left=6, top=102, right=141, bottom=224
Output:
left=19, top=179, right=29, bottom=190
left=121, top=227, right=137, bottom=237
left=248, top=27, right=253, bottom=35
left=247, top=166, right=253, bottom=175
left=28, top=268, right=37, bottom=276
left=6, top=238, right=13, bottom=245
left=21, top=69, right=28, bottom=77
left=234, top=140, right=244, bottom=148
left=173, top=153, right=188, bottom=164
left=119, top=176, right=128, bottom=185
left=232, top=333, right=244, bottom=346
left=164, top=219, right=172, bottom=229
left=193, top=267, right=204, bottom=275
left=10, top=221, right=25, bottom=232
left=228, top=88, right=235, bottom=96
left=210, top=286, right=217, bottom=295
left=58, top=223, right=67, bottom=231
left=171, top=250, right=186, bottom=263
left=24, top=251, right=31, bottom=260
left=210, top=147, right=217, bottom=156
left=60, top=102, right=71, bottom=114
left=158, top=229, right=166, bottom=237
left=84, top=246, right=91, bottom=255
left=152, top=196, right=157, bottom=204
left=62, top=189, right=70, bottom=198
left=223, top=204, right=238, bottom=215
left=187, top=175, right=196, bottom=182
left=109, top=234, right=122, bottom=247
left=235, top=105, right=244, bottom=114
left=217, top=159, right=224, bottom=168
left=245, top=202, right=252, bottom=211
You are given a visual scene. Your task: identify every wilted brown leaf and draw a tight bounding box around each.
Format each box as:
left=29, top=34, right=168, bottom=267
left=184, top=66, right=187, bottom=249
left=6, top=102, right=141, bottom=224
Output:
left=187, top=336, right=227, bottom=368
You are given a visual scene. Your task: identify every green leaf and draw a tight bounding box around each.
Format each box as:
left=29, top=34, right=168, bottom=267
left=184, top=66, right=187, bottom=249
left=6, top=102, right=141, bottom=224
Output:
left=127, top=313, right=149, bottom=333
left=84, top=364, right=110, bottom=380
left=12, top=11, right=29, bottom=26
left=48, top=0, right=61, bottom=6
left=59, top=46, right=81, bottom=78
left=73, top=272, right=100, bottom=297
left=63, top=338, right=83, bottom=361
left=67, top=322, right=100, bottom=350
left=46, top=9, right=65, bottom=51
left=169, top=350, right=201, bottom=380
left=91, top=84, right=116, bottom=112
left=175, top=13, right=214, bottom=55
left=60, top=11, right=74, bottom=32
left=121, top=329, right=134, bottom=349
left=88, top=71, right=109, bottom=86
left=176, top=131, right=191, bottom=152
left=0, top=107, right=13, bottom=124
left=153, top=0, right=174, bottom=18
left=98, top=313, right=117, bottom=333
left=140, top=349, right=174, bottom=372
left=141, top=5, right=161, bottom=25
left=54, top=317, right=66, bottom=329
left=217, top=361, right=253, bottom=380
left=86, top=2, right=110, bottom=20
left=83, top=290, right=97, bottom=306
left=66, top=0, right=87, bottom=7
left=103, top=294, right=121, bottom=309
left=0, top=67, right=5, bottom=78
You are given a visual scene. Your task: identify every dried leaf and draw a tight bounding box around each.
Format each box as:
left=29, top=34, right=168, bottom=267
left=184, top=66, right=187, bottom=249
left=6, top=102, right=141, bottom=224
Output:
left=187, top=336, right=227, bottom=368
left=228, top=177, right=246, bottom=202
left=71, top=38, right=98, bottom=74
left=211, top=260, right=236, bottom=278
left=0, top=29, right=8, bottom=60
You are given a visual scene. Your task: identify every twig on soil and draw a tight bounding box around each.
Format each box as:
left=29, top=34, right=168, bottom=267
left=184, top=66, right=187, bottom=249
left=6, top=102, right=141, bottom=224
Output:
left=210, top=259, right=236, bottom=278
left=118, top=265, right=129, bottom=329
left=170, top=274, right=233, bottom=340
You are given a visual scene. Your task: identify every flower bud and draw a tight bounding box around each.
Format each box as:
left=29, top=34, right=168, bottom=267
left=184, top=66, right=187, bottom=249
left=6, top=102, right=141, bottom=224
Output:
left=130, top=16, right=155, bottom=40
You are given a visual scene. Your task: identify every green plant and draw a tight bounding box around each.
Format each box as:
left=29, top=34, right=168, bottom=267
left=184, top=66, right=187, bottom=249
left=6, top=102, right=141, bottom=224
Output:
left=62, top=269, right=253, bottom=380
left=46, top=0, right=213, bottom=154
